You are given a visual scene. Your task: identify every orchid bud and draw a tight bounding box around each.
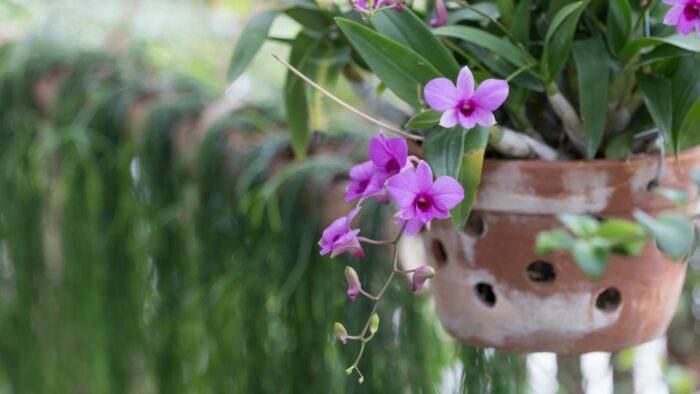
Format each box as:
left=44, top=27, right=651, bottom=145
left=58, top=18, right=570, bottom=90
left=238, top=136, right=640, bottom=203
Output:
left=345, top=266, right=362, bottom=302
left=369, top=313, right=380, bottom=335
left=430, top=0, right=448, bottom=27
left=411, top=265, right=435, bottom=292
left=334, top=322, right=348, bottom=344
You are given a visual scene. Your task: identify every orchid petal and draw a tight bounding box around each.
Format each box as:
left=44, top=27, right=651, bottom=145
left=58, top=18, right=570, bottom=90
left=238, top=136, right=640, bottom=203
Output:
left=403, top=216, right=425, bottom=236
left=664, top=4, right=683, bottom=24
left=471, top=79, right=509, bottom=111
left=471, top=108, right=497, bottom=127
left=456, top=66, right=475, bottom=98
left=430, top=176, right=465, bottom=211
left=424, top=78, right=460, bottom=111
left=415, top=161, right=433, bottom=193
left=439, top=109, right=459, bottom=128
left=386, top=171, right=420, bottom=208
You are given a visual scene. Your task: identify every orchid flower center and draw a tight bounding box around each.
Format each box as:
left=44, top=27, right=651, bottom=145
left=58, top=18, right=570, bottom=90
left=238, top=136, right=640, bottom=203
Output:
left=459, top=101, right=475, bottom=117
left=332, top=234, right=341, bottom=243
left=685, top=3, right=700, bottom=20
left=416, top=195, right=431, bottom=211
left=385, top=158, right=401, bottom=174
left=358, top=179, right=369, bottom=190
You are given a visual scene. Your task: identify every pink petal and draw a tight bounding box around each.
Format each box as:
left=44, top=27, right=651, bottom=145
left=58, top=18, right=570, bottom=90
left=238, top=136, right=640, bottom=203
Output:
left=349, top=160, right=375, bottom=181
left=439, top=109, right=459, bottom=128
left=664, top=4, right=683, bottom=24
left=471, top=108, right=497, bottom=127
left=457, top=111, right=477, bottom=129
left=384, top=136, right=408, bottom=170
left=416, top=204, right=434, bottom=224
left=415, top=161, right=433, bottom=193
left=471, top=79, right=509, bottom=111
left=430, top=176, right=465, bottom=211
left=386, top=171, right=420, bottom=209
left=677, top=15, right=695, bottom=35
left=403, top=216, right=425, bottom=236
left=331, top=230, right=364, bottom=259
left=424, top=78, right=460, bottom=111
left=321, top=216, right=348, bottom=244
left=456, top=66, right=475, bottom=98
left=432, top=208, right=450, bottom=219
left=663, top=0, right=685, bottom=4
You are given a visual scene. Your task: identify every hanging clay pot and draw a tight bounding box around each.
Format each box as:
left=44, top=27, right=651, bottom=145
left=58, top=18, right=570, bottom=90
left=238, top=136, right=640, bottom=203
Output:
left=423, top=146, right=700, bottom=354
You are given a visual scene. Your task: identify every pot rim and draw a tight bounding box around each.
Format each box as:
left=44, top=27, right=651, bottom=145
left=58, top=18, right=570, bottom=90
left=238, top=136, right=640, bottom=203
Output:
left=482, top=144, right=700, bottom=169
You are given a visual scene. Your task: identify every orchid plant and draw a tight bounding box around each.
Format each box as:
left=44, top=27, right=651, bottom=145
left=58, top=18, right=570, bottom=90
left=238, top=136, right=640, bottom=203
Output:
left=229, top=0, right=700, bottom=382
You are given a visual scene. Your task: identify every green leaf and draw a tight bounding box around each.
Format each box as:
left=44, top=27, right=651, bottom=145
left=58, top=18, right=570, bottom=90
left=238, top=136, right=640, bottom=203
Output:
left=572, top=38, right=610, bottom=159
left=284, top=32, right=321, bottom=159
left=604, top=129, right=634, bottom=159
left=542, top=1, right=586, bottom=82
left=496, top=0, right=515, bottom=23
left=597, top=219, right=648, bottom=256
left=511, top=0, right=532, bottom=49
left=633, top=210, right=693, bottom=261
left=227, top=10, right=279, bottom=83
left=405, top=110, right=441, bottom=130
left=652, top=187, right=691, bottom=207
left=571, top=238, right=610, bottom=280
left=637, top=73, right=673, bottom=141
left=433, top=25, right=532, bottom=68
left=423, top=127, right=467, bottom=179
left=535, top=229, right=574, bottom=255
left=671, top=57, right=700, bottom=154
left=619, top=35, right=700, bottom=65
left=336, top=18, right=442, bottom=108
left=451, top=127, right=489, bottom=230
left=679, top=99, right=700, bottom=150
left=606, top=0, right=632, bottom=55
left=558, top=213, right=600, bottom=237
left=448, top=4, right=500, bottom=24
left=372, top=8, right=460, bottom=78
left=285, top=7, right=334, bottom=33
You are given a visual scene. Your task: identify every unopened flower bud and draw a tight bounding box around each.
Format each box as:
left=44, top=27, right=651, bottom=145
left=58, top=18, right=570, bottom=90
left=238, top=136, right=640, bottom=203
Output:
left=334, top=322, right=348, bottom=344
left=369, top=313, right=380, bottom=335
left=345, top=266, right=362, bottom=302
left=412, top=265, right=435, bottom=292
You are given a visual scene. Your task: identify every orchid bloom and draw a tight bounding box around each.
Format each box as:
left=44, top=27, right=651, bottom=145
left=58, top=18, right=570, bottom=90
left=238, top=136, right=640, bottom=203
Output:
left=411, top=265, right=436, bottom=292
left=352, top=0, right=403, bottom=13
left=424, top=66, right=509, bottom=129
left=319, top=208, right=365, bottom=258
left=345, top=132, right=407, bottom=203
left=663, top=0, right=700, bottom=36
left=386, top=161, right=464, bottom=236
left=430, top=0, right=449, bottom=27
left=345, top=266, right=362, bottom=302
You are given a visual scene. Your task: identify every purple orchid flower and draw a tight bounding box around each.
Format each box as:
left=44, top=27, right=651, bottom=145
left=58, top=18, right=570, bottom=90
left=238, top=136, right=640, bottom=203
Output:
left=345, top=266, right=362, bottom=302
left=319, top=208, right=365, bottom=258
left=386, top=161, right=464, bottom=236
left=411, top=265, right=436, bottom=292
left=352, top=0, right=403, bottom=13
left=430, top=0, right=449, bottom=27
left=424, top=66, right=509, bottom=129
left=345, top=132, right=407, bottom=203
left=663, top=0, right=700, bottom=36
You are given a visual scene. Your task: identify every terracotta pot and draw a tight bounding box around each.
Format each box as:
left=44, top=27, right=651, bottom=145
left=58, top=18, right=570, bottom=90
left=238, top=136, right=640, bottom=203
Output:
left=423, top=146, right=700, bottom=354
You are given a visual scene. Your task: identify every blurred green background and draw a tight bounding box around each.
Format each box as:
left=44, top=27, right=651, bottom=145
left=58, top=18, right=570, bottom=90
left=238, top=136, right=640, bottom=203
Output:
left=0, top=1, right=699, bottom=393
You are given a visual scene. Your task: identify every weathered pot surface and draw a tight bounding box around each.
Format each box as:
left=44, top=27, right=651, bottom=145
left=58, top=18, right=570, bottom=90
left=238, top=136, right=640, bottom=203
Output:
left=423, top=146, right=700, bottom=354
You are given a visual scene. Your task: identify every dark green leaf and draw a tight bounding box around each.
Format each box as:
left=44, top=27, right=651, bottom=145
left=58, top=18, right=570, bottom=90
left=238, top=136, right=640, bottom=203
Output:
left=423, top=127, right=467, bottom=179
left=671, top=57, right=700, bottom=154
left=637, top=73, right=673, bottom=141
left=496, top=0, right=515, bottom=23
left=227, top=10, right=279, bottom=83
left=633, top=210, right=693, bottom=261
left=558, top=213, right=599, bottom=237
left=535, top=229, right=574, bottom=255
left=372, top=9, right=460, bottom=78
left=285, top=7, right=334, bottom=33
left=451, top=126, right=489, bottom=230
left=405, top=110, right=441, bottom=130
left=606, top=0, right=632, bottom=55
left=679, top=99, right=700, bottom=150
left=542, top=1, right=586, bottom=82
left=448, top=4, right=500, bottom=24
left=619, top=35, right=700, bottom=65
left=572, top=38, right=610, bottom=159
left=571, top=238, right=610, bottom=280
left=511, top=0, right=532, bottom=49
left=336, top=18, right=442, bottom=108
left=433, top=26, right=532, bottom=68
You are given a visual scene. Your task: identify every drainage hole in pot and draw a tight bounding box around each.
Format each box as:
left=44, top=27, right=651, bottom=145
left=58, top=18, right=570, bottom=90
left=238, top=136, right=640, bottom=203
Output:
left=526, top=261, right=556, bottom=283
left=596, top=288, right=622, bottom=312
left=463, top=211, right=487, bottom=239
left=475, top=283, right=496, bottom=308
left=431, top=240, right=448, bottom=267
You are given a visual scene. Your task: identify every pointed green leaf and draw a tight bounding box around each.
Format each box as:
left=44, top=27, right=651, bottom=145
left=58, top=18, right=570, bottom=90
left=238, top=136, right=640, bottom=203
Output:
left=671, top=57, right=700, bottom=154
left=637, top=73, right=673, bottom=141
left=558, top=213, right=600, bottom=237
left=227, top=10, right=279, bottom=83
left=606, top=0, right=632, bottom=55
left=619, top=35, right=700, bottom=65
left=511, top=0, right=532, bottom=49
left=405, top=110, right=441, bottom=130
left=451, top=126, right=489, bottom=230
left=571, top=238, right=610, bottom=280
left=535, top=229, right=574, bottom=255
left=679, top=99, right=700, bottom=150
left=572, top=38, right=610, bottom=159
left=336, top=18, right=442, bottom=108
left=542, top=1, right=586, bottom=82
left=372, top=8, right=460, bottom=78
left=423, top=127, right=467, bottom=179
left=433, top=25, right=532, bottom=69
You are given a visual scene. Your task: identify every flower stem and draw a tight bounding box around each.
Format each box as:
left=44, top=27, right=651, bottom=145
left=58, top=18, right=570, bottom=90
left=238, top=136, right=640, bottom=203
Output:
left=271, top=54, right=423, bottom=142
left=357, top=236, right=394, bottom=245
